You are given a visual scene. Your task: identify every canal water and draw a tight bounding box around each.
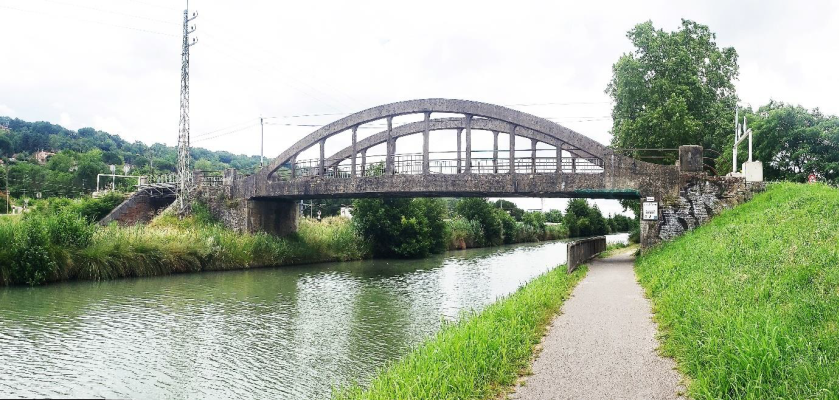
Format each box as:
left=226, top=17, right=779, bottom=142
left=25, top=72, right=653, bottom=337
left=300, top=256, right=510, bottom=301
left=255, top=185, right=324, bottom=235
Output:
left=0, top=234, right=627, bottom=399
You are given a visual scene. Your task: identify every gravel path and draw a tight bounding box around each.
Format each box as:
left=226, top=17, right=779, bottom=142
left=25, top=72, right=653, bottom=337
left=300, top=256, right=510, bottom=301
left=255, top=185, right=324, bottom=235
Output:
left=510, top=250, right=684, bottom=400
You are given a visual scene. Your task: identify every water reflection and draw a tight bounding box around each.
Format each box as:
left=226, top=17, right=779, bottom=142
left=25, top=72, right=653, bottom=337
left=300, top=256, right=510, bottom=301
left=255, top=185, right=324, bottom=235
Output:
left=0, top=234, right=627, bottom=399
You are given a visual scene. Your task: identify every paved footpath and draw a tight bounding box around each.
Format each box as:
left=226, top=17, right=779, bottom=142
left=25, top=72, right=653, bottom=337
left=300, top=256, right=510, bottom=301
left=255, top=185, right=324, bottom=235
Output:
left=511, top=250, right=684, bottom=400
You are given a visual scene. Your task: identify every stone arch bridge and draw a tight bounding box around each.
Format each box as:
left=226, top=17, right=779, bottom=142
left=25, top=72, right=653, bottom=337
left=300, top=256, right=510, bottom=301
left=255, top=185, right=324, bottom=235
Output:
left=197, top=98, right=757, bottom=249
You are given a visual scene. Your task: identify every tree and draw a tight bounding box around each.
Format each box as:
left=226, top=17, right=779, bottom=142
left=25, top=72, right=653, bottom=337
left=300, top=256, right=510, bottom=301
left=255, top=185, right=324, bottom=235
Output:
left=543, top=209, right=563, bottom=223
left=493, top=199, right=524, bottom=221
left=720, top=103, right=839, bottom=184
left=456, top=198, right=503, bottom=246
left=352, top=197, right=448, bottom=258
left=0, top=134, right=12, bottom=157
left=607, top=19, right=738, bottom=163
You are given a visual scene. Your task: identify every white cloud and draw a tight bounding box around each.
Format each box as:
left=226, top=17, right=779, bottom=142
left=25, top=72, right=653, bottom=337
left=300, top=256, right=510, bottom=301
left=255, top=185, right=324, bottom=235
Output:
left=0, top=0, right=836, bottom=212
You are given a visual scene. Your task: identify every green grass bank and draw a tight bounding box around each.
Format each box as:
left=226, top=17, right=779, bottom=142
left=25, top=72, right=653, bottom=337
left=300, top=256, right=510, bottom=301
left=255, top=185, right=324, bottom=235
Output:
left=334, top=264, right=587, bottom=400
left=636, top=183, right=839, bottom=399
left=0, top=211, right=367, bottom=286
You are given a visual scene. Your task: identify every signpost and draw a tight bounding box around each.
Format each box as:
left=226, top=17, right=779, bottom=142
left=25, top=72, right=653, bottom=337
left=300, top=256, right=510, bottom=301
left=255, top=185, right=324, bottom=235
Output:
left=642, top=197, right=658, bottom=221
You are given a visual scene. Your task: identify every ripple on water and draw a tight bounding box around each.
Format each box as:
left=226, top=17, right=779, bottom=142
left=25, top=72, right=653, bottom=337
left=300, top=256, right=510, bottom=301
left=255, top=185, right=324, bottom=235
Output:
left=0, top=235, right=628, bottom=399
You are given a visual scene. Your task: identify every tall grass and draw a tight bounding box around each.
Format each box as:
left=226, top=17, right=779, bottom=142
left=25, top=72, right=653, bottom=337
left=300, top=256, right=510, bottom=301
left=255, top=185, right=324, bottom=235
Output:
left=334, top=264, right=587, bottom=400
left=636, top=182, right=839, bottom=399
left=0, top=209, right=368, bottom=286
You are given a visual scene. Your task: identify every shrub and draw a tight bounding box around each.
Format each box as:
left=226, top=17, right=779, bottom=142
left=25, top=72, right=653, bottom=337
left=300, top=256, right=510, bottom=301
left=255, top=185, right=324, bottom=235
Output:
left=352, top=198, right=448, bottom=258
left=455, top=198, right=502, bottom=246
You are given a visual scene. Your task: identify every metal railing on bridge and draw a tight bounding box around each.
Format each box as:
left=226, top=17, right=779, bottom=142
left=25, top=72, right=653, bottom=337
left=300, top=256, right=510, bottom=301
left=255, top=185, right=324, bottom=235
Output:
left=276, top=150, right=605, bottom=180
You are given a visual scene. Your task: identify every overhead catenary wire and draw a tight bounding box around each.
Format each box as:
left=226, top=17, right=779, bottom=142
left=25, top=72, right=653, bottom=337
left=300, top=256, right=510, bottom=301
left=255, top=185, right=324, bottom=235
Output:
left=36, top=0, right=181, bottom=25
left=0, top=3, right=178, bottom=36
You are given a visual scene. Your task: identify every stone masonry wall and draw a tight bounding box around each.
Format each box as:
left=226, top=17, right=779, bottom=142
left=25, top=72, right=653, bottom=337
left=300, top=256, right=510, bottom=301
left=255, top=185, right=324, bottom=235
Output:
left=99, top=192, right=175, bottom=226
left=654, top=173, right=765, bottom=242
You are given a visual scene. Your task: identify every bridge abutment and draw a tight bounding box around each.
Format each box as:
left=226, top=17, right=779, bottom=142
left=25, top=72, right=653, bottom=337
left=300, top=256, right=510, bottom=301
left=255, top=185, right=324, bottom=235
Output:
left=247, top=199, right=298, bottom=237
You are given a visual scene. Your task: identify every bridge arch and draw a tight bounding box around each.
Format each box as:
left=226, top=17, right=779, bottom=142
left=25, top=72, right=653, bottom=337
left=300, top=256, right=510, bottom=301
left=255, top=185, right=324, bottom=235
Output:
left=322, top=117, right=598, bottom=169
left=262, top=98, right=610, bottom=180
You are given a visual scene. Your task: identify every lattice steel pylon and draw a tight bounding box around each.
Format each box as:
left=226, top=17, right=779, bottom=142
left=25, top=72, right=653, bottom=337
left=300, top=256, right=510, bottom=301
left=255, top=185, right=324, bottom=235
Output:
left=176, top=3, right=198, bottom=212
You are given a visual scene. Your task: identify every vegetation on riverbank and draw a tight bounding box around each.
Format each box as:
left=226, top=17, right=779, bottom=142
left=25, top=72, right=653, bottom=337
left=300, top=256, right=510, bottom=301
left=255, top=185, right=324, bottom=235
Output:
left=636, top=183, right=839, bottom=399
left=0, top=203, right=367, bottom=286
left=0, top=194, right=621, bottom=286
left=334, top=263, right=587, bottom=400
left=354, top=196, right=631, bottom=258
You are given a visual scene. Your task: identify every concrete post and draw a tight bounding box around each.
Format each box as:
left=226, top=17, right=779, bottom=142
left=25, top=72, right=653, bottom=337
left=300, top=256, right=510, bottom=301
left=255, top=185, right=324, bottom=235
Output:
left=492, top=130, right=499, bottom=174
left=361, top=149, right=367, bottom=176
left=531, top=139, right=537, bottom=174
left=556, top=144, right=562, bottom=174
left=290, top=155, right=296, bottom=179
left=423, top=112, right=430, bottom=174
left=509, top=126, right=516, bottom=174
left=572, top=157, right=576, bottom=173
left=456, top=128, right=463, bottom=173
left=465, top=114, right=473, bottom=174
left=319, top=139, right=326, bottom=176
left=351, top=125, right=358, bottom=177
left=385, top=116, right=394, bottom=175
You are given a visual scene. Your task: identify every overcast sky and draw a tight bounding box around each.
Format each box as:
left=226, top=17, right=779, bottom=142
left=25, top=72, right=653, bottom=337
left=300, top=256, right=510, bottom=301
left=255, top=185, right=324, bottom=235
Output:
left=1, top=0, right=837, bottom=216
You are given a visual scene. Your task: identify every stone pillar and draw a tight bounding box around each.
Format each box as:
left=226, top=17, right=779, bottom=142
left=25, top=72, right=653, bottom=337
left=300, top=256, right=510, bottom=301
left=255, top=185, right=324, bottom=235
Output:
left=223, top=168, right=237, bottom=186
left=509, top=126, right=516, bottom=174
left=465, top=114, right=473, bottom=173
left=530, top=139, right=537, bottom=174
left=456, top=128, right=463, bottom=173
left=192, top=170, right=204, bottom=188
left=351, top=126, right=358, bottom=177
left=556, top=144, right=562, bottom=174
left=246, top=199, right=298, bottom=237
left=385, top=117, right=394, bottom=175
left=361, top=149, right=367, bottom=176
left=679, top=145, right=703, bottom=173
left=422, top=112, right=430, bottom=174
left=289, top=155, right=297, bottom=179
left=319, top=139, right=326, bottom=176
left=572, top=157, right=577, bottom=173
left=492, top=131, right=499, bottom=174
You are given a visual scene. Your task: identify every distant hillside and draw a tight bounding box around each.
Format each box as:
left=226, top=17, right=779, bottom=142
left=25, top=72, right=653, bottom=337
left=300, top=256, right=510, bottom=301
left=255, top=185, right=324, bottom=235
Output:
left=0, top=116, right=260, bottom=199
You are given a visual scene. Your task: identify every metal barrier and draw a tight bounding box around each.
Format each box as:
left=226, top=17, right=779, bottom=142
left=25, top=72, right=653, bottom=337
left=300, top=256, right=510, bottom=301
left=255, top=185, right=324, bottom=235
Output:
left=566, top=236, right=607, bottom=273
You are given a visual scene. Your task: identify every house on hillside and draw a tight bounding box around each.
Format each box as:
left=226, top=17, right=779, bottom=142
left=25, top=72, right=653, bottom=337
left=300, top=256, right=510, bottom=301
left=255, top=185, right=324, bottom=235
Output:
left=34, top=150, right=55, bottom=165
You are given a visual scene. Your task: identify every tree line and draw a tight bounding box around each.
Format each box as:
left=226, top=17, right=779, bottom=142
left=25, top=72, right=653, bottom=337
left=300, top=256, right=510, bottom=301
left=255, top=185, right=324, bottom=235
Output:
left=0, top=117, right=261, bottom=209
left=352, top=197, right=635, bottom=258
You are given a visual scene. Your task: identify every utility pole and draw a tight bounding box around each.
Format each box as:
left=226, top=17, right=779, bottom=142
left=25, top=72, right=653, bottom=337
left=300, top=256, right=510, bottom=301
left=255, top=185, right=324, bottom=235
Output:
left=260, top=116, right=264, bottom=167
left=176, top=1, right=198, bottom=212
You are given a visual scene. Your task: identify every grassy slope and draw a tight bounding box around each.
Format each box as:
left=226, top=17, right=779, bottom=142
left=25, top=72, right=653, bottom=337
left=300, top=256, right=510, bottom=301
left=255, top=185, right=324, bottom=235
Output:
left=636, top=183, right=839, bottom=399
left=334, top=265, right=587, bottom=400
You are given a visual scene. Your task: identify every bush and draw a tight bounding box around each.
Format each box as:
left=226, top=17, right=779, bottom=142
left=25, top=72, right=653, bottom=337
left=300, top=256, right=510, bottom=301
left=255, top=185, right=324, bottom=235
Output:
left=352, top=198, right=448, bottom=258
left=455, top=198, right=502, bottom=246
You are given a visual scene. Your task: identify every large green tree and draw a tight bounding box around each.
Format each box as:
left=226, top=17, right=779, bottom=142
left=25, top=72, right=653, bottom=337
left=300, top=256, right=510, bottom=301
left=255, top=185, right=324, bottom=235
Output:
left=721, top=102, right=839, bottom=184
left=607, top=19, right=739, bottom=163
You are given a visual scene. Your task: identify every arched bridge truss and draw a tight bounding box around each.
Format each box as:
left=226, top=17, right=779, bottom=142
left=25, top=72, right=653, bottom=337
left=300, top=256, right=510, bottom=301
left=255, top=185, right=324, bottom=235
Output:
left=235, top=99, right=679, bottom=200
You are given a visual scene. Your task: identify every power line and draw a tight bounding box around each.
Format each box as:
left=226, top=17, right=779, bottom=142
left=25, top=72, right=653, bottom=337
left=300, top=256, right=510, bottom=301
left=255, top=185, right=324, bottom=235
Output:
left=200, top=22, right=365, bottom=109
left=111, top=0, right=181, bottom=11
left=36, top=0, right=181, bottom=25
left=200, top=41, right=349, bottom=114
left=193, top=123, right=259, bottom=143
left=193, top=118, right=257, bottom=138
left=0, top=3, right=177, bottom=37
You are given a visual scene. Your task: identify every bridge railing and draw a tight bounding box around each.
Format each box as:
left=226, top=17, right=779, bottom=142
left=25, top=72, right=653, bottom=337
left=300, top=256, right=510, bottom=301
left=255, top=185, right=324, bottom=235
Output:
left=278, top=150, right=604, bottom=180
